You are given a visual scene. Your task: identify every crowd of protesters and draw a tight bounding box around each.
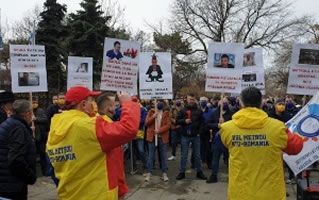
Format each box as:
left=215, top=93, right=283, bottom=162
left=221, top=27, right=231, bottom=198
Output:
left=0, top=86, right=311, bottom=200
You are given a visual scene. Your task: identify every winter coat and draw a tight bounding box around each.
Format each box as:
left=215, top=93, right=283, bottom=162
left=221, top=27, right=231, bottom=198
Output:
left=0, top=115, right=37, bottom=193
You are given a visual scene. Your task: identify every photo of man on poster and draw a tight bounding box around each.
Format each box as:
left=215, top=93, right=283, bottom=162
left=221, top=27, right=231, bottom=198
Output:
left=106, top=41, right=123, bottom=60
left=215, top=54, right=235, bottom=68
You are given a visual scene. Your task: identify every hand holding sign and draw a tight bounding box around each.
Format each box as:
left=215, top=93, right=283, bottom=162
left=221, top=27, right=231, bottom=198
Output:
left=117, top=91, right=131, bottom=104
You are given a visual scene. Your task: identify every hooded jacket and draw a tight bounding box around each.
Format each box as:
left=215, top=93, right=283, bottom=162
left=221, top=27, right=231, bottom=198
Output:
left=46, top=101, right=140, bottom=200
left=220, top=107, right=303, bottom=200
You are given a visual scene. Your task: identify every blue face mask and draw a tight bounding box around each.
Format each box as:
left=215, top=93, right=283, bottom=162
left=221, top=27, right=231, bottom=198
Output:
left=200, top=101, right=207, bottom=108
left=286, top=102, right=294, bottom=110
left=176, top=101, right=181, bottom=107
left=157, top=103, right=164, bottom=110
left=223, top=104, right=229, bottom=111
left=262, top=104, right=268, bottom=111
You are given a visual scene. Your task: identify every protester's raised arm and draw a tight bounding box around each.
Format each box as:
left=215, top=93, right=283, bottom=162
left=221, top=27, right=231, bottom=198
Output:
left=95, top=101, right=140, bottom=152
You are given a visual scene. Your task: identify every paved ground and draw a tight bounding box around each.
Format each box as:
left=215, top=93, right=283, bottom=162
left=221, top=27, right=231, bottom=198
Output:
left=28, top=147, right=298, bottom=200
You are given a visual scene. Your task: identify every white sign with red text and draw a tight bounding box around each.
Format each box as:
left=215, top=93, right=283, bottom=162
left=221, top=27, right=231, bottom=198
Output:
left=10, top=45, right=47, bottom=93
left=100, top=38, right=140, bottom=94
left=287, top=43, right=319, bottom=95
left=287, top=65, right=319, bottom=95
left=205, top=42, right=244, bottom=93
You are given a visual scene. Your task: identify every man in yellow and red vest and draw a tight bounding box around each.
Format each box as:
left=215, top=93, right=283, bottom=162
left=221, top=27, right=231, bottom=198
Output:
left=220, top=87, right=303, bottom=200
left=46, top=86, right=140, bottom=200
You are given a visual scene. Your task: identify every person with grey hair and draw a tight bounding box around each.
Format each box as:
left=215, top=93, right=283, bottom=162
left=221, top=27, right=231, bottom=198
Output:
left=0, top=99, right=37, bottom=200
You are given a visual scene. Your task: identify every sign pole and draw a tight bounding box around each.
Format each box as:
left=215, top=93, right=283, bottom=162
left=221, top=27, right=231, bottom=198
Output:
left=154, top=99, right=158, bottom=147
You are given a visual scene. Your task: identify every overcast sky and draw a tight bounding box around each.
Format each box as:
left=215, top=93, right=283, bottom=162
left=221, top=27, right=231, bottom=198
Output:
left=1, top=0, right=319, bottom=32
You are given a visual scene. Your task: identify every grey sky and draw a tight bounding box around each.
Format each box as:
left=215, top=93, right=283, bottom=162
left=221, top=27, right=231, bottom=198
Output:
left=1, top=0, right=318, bottom=31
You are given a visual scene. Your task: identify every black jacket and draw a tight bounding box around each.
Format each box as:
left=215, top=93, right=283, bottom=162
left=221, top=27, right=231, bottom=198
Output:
left=206, top=107, right=234, bottom=134
left=0, top=115, right=37, bottom=193
left=46, top=104, right=60, bottom=128
left=177, top=104, right=203, bottom=137
left=0, top=107, right=7, bottom=125
left=34, top=108, right=49, bottom=142
left=268, top=109, right=298, bottom=123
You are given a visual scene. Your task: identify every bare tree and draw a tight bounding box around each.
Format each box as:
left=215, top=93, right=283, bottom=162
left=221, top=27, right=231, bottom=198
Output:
left=171, top=0, right=311, bottom=56
left=10, top=5, right=42, bottom=40
left=100, top=0, right=127, bottom=29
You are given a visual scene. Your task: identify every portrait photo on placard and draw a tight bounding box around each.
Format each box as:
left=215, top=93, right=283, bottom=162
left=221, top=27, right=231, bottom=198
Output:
left=18, top=72, right=40, bottom=86
left=145, top=54, right=164, bottom=82
left=105, top=38, right=139, bottom=61
left=242, top=73, right=257, bottom=82
left=298, top=48, right=319, bottom=66
left=243, top=52, right=256, bottom=67
left=214, top=53, right=235, bottom=68
left=75, top=62, right=89, bottom=73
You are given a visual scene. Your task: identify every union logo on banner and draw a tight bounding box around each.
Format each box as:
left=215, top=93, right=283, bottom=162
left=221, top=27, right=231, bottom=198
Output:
left=283, top=92, right=319, bottom=175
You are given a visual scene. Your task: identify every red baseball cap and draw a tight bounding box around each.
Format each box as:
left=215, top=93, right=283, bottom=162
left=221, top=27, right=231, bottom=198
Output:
left=65, top=86, right=101, bottom=106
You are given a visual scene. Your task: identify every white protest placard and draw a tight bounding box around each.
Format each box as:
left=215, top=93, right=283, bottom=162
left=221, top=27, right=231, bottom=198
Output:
left=283, top=92, right=319, bottom=175
left=287, top=44, right=319, bottom=95
left=205, top=42, right=244, bottom=93
left=67, top=56, right=93, bottom=90
left=139, top=52, right=173, bottom=100
left=287, top=65, right=319, bottom=95
left=10, top=45, right=47, bottom=93
left=242, top=48, right=265, bottom=94
left=100, top=38, right=140, bottom=94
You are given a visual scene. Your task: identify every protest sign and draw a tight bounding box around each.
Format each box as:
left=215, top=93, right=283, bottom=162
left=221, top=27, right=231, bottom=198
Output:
left=287, top=65, right=319, bottom=95
left=283, top=92, right=319, bottom=175
left=287, top=44, right=319, bottom=95
left=205, top=42, right=244, bottom=93
left=100, top=38, right=140, bottom=94
left=139, top=52, right=173, bottom=100
left=67, top=56, right=93, bottom=90
left=10, top=45, right=47, bottom=93
left=242, top=48, right=265, bottom=94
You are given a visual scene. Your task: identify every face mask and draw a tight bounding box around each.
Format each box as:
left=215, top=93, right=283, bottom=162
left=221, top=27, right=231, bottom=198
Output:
left=200, top=101, right=207, bottom=108
left=88, top=101, right=97, bottom=117
left=157, top=103, right=164, bottom=110
left=262, top=104, right=268, bottom=111
left=223, top=104, right=229, bottom=111
left=286, top=102, right=294, bottom=110
left=58, top=99, right=65, bottom=106
left=32, top=103, right=38, bottom=109
left=276, top=104, right=285, bottom=113
left=176, top=101, right=181, bottom=107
